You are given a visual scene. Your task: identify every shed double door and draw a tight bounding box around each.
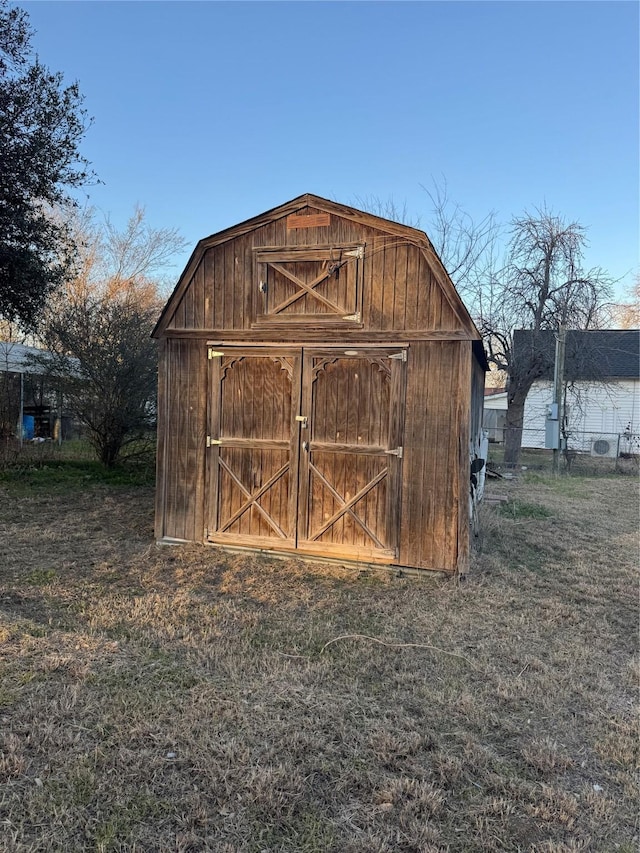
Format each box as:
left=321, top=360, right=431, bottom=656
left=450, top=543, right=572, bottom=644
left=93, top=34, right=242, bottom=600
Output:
left=206, top=346, right=406, bottom=562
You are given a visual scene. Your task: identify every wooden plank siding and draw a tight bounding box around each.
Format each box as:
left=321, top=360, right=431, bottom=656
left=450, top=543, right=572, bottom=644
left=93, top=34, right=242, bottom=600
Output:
left=456, top=342, right=472, bottom=573
left=155, top=195, right=486, bottom=573
left=157, top=337, right=477, bottom=571
left=398, top=341, right=471, bottom=572
left=154, top=338, right=168, bottom=541
left=165, top=208, right=463, bottom=337
left=157, top=338, right=208, bottom=542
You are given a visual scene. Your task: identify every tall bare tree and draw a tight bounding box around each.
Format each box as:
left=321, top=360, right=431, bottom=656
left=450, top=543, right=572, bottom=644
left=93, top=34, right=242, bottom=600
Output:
left=34, top=207, right=186, bottom=466
left=479, top=209, right=612, bottom=464
left=419, top=178, right=500, bottom=301
left=356, top=188, right=613, bottom=466
left=354, top=179, right=501, bottom=299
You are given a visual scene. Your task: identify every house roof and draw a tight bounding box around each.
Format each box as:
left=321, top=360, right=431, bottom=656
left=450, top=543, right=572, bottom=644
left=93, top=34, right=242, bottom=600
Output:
left=152, top=192, right=483, bottom=344
left=0, top=342, right=52, bottom=375
left=483, top=391, right=508, bottom=410
left=512, top=329, right=640, bottom=381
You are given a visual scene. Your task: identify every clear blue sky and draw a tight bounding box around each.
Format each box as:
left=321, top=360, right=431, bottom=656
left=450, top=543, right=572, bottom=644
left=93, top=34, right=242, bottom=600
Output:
left=22, top=1, right=639, bottom=296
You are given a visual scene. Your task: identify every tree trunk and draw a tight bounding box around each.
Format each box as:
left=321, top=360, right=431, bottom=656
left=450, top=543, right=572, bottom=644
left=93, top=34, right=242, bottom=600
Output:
left=91, top=429, right=124, bottom=469
left=100, top=446, right=120, bottom=468
left=504, top=391, right=528, bottom=466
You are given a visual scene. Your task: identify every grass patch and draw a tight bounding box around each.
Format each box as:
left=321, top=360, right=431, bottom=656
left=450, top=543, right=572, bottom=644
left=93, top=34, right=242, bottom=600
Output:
left=25, top=568, right=57, bottom=586
left=0, top=457, right=155, bottom=493
left=520, top=472, right=591, bottom=497
left=498, top=499, right=553, bottom=519
left=0, top=439, right=156, bottom=493
left=0, top=470, right=637, bottom=851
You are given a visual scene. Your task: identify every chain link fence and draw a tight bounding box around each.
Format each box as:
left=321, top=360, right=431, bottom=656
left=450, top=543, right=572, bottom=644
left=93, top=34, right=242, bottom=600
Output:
left=486, top=427, right=640, bottom=475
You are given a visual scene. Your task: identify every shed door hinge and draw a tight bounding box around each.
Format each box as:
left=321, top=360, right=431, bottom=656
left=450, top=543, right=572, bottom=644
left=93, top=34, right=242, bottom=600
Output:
left=206, top=436, right=222, bottom=447
left=344, top=246, right=364, bottom=259
left=388, top=350, right=407, bottom=362
left=208, top=348, right=224, bottom=359
left=385, top=447, right=403, bottom=458
left=342, top=312, right=361, bottom=323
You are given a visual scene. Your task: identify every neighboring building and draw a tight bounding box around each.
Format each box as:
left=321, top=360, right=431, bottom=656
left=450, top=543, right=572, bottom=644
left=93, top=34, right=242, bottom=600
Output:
left=153, top=194, right=487, bottom=574
left=0, top=341, right=74, bottom=441
left=483, top=388, right=507, bottom=443
left=513, top=329, right=640, bottom=453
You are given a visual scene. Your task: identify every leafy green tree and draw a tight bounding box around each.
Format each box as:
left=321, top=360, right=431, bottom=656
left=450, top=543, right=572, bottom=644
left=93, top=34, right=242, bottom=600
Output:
left=0, top=1, right=91, bottom=329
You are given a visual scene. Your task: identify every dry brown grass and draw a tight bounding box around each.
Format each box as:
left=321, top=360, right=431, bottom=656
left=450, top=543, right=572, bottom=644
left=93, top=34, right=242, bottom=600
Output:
left=0, top=472, right=638, bottom=852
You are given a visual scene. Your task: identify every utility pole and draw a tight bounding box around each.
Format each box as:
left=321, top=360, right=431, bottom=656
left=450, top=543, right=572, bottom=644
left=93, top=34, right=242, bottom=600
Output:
left=552, top=325, right=566, bottom=475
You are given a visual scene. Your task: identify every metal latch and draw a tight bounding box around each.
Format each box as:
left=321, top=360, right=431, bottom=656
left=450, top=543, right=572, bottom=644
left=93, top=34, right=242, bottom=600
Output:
left=385, top=447, right=403, bottom=458
left=344, top=246, right=364, bottom=259
left=295, top=415, right=308, bottom=428
left=206, top=436, right=222, bottom=447
left=259, top=280, right=267, bottom=293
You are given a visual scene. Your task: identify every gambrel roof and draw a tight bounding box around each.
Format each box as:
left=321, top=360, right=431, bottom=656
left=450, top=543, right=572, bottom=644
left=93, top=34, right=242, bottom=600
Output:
left=153, top=193, right=482, bottom=341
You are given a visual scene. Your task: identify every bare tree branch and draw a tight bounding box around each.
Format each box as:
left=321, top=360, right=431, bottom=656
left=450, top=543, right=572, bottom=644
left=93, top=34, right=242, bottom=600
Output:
left=32, top=207, right=185, bottom=466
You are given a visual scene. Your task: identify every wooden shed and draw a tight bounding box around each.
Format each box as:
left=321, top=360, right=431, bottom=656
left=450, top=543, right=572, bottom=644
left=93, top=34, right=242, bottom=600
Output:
left=153, top=194, right=486, bottom=574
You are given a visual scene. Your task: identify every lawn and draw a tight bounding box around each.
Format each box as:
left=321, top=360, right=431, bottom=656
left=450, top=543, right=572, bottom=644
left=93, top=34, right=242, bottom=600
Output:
left=0, top=463, right=637, bottom=852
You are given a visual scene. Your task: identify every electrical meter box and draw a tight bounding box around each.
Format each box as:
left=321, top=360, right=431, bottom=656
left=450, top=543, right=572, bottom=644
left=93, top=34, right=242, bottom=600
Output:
left=545, top=401, right=560, bottom=448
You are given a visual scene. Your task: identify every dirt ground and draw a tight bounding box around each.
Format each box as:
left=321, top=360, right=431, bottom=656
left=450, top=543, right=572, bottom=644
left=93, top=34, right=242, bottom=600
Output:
left=0, top=470, right=638, bottom=852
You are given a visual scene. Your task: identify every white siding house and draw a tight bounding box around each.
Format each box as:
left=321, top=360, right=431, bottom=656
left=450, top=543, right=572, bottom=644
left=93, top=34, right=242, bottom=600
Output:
left=523, top=378, right=640, bottom=452
left=483, top=391, right=507, bottom=442
left=513, top=329, right=640, bottom=454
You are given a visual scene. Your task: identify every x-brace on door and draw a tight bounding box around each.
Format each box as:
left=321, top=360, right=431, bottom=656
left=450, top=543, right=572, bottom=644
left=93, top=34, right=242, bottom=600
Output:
left=297, top=348, right=405, bottom=560
left=206, top=346, right=406, bottom=561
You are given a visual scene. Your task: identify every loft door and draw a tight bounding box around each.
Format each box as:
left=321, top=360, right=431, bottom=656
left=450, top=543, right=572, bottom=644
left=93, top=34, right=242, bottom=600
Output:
left=207, top=346, right=405, bottom=560
left=253, top=245, right=364, bottom=327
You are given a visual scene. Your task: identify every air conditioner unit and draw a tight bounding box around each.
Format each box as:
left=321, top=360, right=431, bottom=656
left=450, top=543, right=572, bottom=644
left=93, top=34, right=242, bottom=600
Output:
left=590, top=437, right=618, bottom=458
